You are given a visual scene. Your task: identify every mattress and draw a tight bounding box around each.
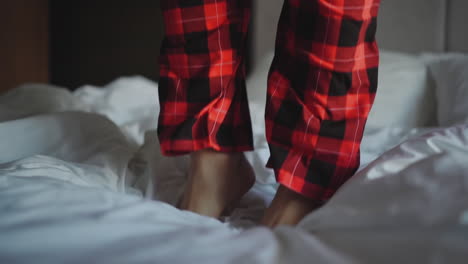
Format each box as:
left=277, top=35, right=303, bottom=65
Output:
left=1, top=52, right=468, bottom=263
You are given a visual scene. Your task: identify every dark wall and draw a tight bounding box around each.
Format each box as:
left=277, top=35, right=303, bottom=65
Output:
left=50, top=1, right=163, bottom=89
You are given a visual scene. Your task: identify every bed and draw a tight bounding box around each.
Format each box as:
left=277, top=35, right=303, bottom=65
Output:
left=1, top=0, right=468, bottom=263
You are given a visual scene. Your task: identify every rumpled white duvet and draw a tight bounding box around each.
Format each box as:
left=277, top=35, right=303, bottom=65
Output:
left=1, top=76, right=467, bottom=263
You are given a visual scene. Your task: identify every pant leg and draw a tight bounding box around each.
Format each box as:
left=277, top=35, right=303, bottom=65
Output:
left=158, top=0, right=253, bottom=156
left=266, top=0, right=381, bottom=201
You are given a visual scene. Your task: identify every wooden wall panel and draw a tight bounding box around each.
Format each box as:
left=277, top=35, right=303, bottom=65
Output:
left=0, top=0, right=49, bottom=94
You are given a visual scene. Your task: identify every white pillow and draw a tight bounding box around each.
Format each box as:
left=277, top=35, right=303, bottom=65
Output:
left=0, top=83, right=86, bottom=122
left=366, top=51, right=436, bottom=128
left=423, top=53, right=468, bottom=126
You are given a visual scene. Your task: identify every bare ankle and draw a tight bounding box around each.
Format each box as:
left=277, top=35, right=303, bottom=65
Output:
left=260, top=185, right=322, bottom=227
left=179, top=149, right=255, bottom=218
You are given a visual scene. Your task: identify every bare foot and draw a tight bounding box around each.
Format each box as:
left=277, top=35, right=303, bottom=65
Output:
left=178, top=149, right=255, bottom=218
left=260, top=185, right=322, bottom=228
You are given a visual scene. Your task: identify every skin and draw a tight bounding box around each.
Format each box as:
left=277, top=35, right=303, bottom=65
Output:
left=178, top=149, right=321, bottom=227
left=260, top=185, right=322, bottom=227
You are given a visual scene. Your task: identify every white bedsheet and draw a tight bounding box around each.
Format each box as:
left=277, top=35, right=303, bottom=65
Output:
left=1, top=77, right=467, bottom=263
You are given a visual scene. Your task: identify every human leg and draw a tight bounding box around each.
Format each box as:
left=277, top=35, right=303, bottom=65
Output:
left=262, top=0, right=381, bottom=226
left=158, top=0, right=255, bottom=218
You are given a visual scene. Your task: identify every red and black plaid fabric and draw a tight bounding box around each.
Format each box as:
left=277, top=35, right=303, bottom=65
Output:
left=158, top=0, right=254, bottom=155
left=158, top=0, right=380, bottom=201
left=265, top=0, right=380, bottom=201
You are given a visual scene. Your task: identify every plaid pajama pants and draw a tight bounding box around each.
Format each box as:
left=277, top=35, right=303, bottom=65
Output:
left=158, top=0, right=380, bottom=201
